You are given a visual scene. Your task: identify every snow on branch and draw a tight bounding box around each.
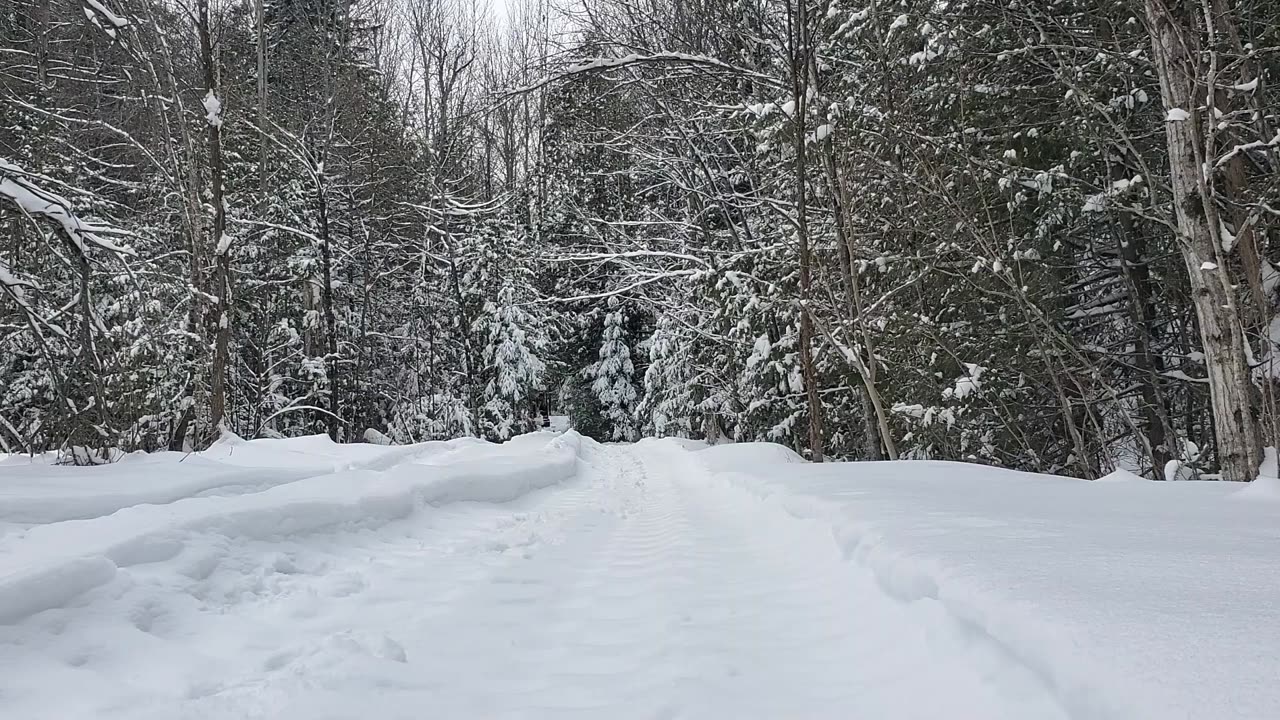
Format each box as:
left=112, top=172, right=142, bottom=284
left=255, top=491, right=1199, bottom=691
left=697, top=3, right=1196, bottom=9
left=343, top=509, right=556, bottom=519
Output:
left=85, top=0, right=127, bottom=26
left=0, top=158, right=134, bottom=257
left=1214, top=129, right=1280, bottom=169
left=551, top=249, right=712, bottom=268
left=0, top=259, right=37, bottom=293
left=82, top=0, right=129, bottom=39
left=399, top=195, right=507, bottom=218
left=232, top=218, right=324, bottom=246
left=504, top=52, right=784, bottom=97
left=538, top=270, right=702, bottom=305
left=253, top=404, right=348, bottom=438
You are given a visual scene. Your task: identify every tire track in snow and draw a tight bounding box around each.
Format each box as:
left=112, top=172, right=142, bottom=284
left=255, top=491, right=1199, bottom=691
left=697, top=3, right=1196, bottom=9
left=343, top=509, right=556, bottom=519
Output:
left=399, top=441, right=1071, bottom=720
left=491, top=444, right=704, bottom=718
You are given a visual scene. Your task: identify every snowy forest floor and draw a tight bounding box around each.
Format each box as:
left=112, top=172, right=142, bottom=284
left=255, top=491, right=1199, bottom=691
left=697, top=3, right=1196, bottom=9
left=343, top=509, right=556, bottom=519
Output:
left=1, top=432, right=1279, bottom=719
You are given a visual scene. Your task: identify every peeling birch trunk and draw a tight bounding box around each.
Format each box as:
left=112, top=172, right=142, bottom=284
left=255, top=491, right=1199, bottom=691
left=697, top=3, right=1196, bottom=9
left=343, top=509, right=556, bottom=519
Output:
left=1144, top=0, right=1260, bottom=480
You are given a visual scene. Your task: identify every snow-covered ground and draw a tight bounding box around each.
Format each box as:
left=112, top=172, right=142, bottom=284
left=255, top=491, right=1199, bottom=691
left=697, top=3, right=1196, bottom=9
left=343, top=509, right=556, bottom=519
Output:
left=1, top=432, right=1277, bottom=719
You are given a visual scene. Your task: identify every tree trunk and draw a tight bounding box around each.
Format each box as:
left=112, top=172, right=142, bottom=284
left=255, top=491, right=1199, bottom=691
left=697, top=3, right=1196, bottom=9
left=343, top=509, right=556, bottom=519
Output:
left=316, top=177, right=341, bottom=440
left=146, top=18, right=208, bottom=451
left=816, top=108, right=894, bottom=460
left=1111, top=150, right=1174, bottom=478
left=199, top=0, right=231, bottom=443
left=256, top=0, right=268, bottom=196
left=789, top=0, right=824, bottom=461
left=1145, top=0, right=1260, bottom=480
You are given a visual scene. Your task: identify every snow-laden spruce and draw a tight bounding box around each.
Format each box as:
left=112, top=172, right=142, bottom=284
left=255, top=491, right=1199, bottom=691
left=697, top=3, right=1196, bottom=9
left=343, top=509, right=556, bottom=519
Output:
left=591, top=301, right=639, bottom=442
left=479, top=283, right=548, bottom=441
left=636, top=315, right=695, bottom=438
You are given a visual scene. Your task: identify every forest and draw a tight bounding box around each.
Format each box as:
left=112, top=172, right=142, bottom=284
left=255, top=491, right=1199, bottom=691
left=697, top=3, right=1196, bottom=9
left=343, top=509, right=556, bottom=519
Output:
left=1, top=0, right=1278, bottom=481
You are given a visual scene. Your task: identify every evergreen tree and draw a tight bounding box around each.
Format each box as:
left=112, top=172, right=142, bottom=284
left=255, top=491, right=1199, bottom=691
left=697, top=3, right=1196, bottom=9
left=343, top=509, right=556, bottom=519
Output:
left=636, top=317, right=694, bottom=438
left=591, top=301, right=639, bottom=442
left=479, top=283, right=548, bottom=441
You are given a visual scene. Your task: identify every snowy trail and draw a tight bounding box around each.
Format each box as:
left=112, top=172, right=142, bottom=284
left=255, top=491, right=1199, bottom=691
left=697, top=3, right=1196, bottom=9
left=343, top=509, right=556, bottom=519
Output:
left=2, top=437, right=1070, bottom=719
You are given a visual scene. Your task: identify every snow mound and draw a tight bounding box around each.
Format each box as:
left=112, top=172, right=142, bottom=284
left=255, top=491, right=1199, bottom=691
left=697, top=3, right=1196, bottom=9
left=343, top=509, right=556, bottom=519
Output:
left=1236, top=475, right=1280, bottom=502
left=1095, top=468, right=1147, bottom=483
left=0, top=451, right=62, bottom=467
left=666, top=437, right=711, bottom=451
left=362, top=428, right=394, bottom=445
left=1234, top=447, right=1280, bottom=501
left=203, top=430, right=476, bottom=473
left=696, top=442, right=806, bottom=472
left=634, top=436, right=709, bottom=452
left=204, top=431, right=399, bottom=470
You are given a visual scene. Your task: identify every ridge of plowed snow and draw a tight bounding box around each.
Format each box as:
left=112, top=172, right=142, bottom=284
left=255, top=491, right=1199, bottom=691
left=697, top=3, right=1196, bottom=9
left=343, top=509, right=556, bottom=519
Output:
left=0, top=458, right=318, bottom=527
left=0, top=434, right=480, bottom=529
left=0, top=432, right=579, bottom=625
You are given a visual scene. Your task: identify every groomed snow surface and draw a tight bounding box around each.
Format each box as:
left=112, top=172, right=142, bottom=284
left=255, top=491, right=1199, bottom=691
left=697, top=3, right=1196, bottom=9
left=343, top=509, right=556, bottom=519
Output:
left=2, top=431, right=1278, bottom=719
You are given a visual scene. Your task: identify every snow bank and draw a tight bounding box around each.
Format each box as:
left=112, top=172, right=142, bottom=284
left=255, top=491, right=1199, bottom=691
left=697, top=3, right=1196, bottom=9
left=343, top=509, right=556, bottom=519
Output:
left=1094, top=467, right=1147, bottom=483
left=0, top=455, right=317, bottom=526
left=0, top=432, right=581, bottom=625
left=695, top=454, right=1280, bottom=720
left=634, top=436, right=709, bottom=452
left=1236, top=475, right=1280, bottom=502
left=0, top=434, right=467, bottom=527
left=390, top=436, right=579, bottom=505
left=201, top=431, right=463, bottom=472
left=695, top=441, right=804, bottom=472
left=1238, top=447, right=1280, bottom=500
left=0, top=451, right=59, bottom=466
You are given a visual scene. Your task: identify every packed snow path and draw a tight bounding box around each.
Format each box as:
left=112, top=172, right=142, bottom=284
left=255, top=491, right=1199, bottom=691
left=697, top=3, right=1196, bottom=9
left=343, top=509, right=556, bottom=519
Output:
left=1, top=437, right=1067, bottom=720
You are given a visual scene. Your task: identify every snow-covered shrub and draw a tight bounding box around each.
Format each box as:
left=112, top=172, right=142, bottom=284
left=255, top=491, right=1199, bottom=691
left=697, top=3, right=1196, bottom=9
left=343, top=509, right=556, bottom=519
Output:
left=388, top=394, right=475, bottom=443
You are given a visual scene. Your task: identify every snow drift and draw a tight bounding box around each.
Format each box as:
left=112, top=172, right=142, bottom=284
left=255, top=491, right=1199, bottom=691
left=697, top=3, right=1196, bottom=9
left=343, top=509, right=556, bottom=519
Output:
left=695, top=441, right=804, bottom=472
